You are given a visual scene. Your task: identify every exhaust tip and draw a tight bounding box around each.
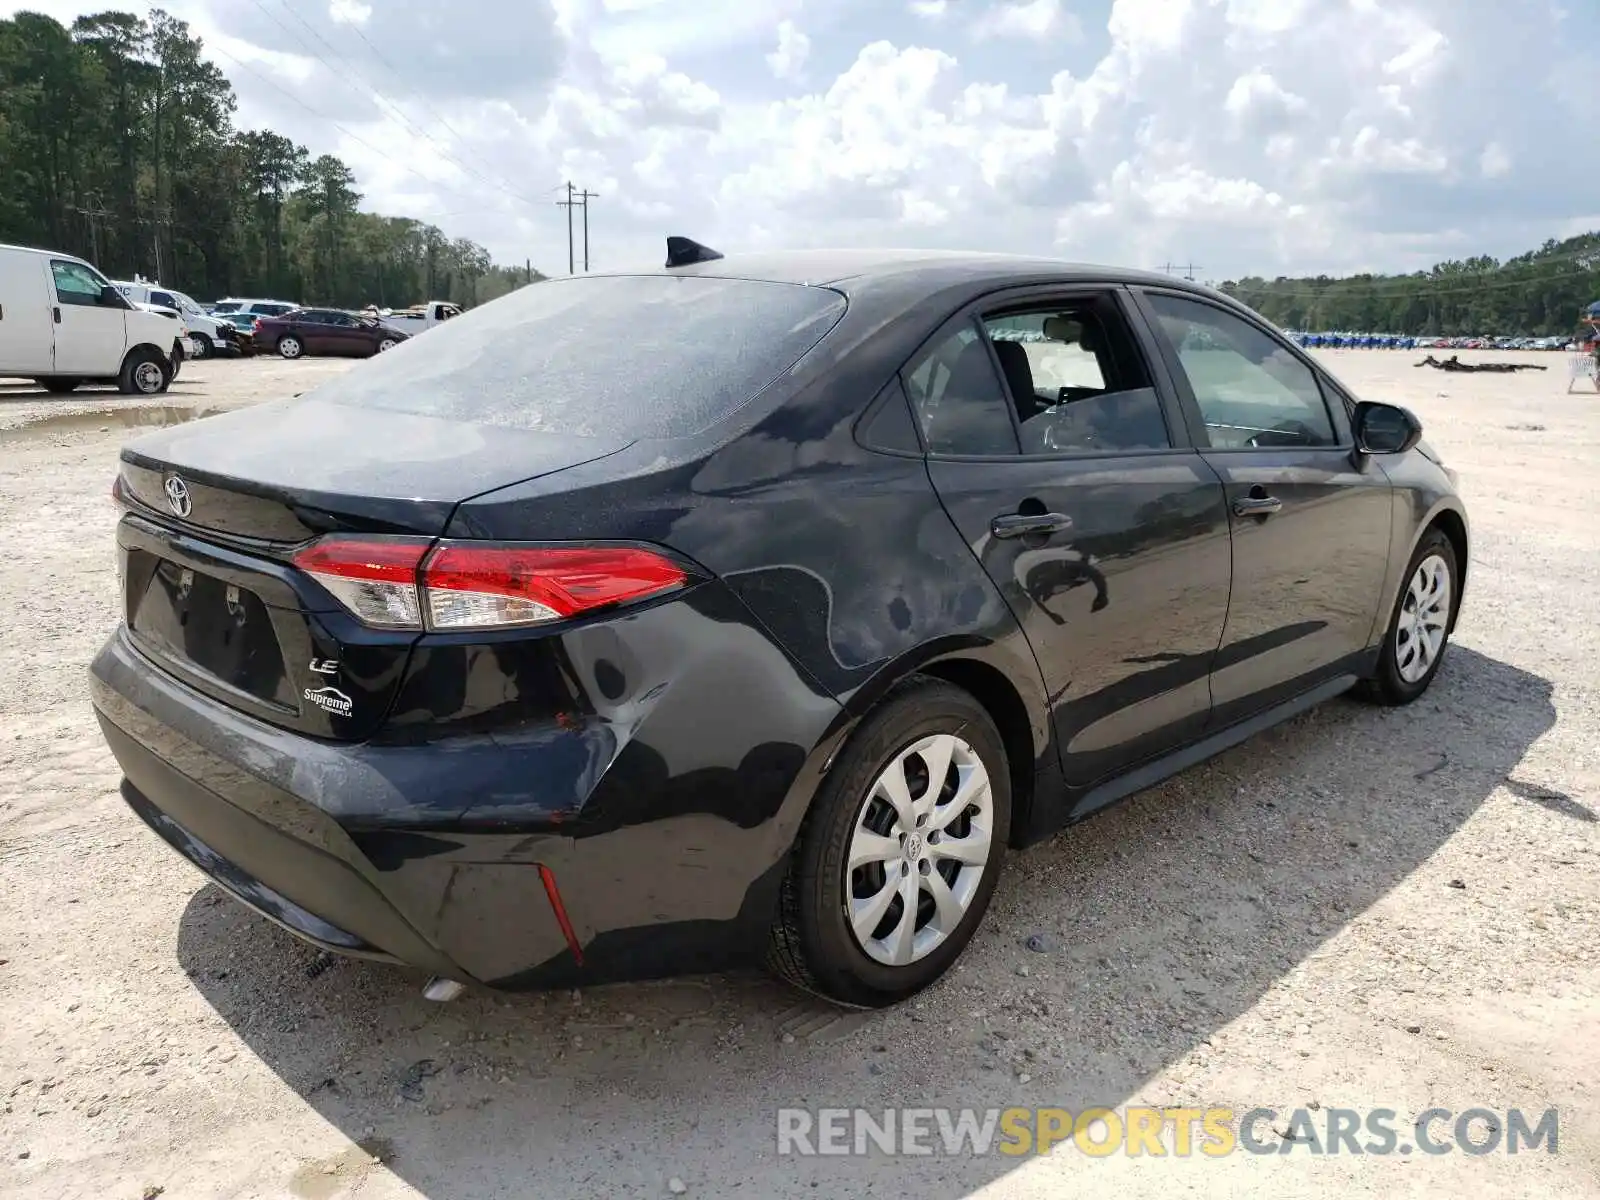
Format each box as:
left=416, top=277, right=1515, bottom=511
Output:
left=422, top=976, right=467, bottom=1002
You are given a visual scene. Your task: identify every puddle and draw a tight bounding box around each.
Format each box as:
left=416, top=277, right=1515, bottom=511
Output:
left=287, top=1137, right=396, bottom=1199
left=0, top=403, right=227, bottom=442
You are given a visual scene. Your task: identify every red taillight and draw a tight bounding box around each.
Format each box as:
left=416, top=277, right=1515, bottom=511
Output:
left=290, top=537, right=689, bottom=631
left=252, top=318, right=263, bottom=333
left=422, top=544, right=687, bottom=630
left=292, top=537, right=430, bottom=629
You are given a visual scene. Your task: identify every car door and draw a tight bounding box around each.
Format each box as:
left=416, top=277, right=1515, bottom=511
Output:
left=49, top=258, right=127, bottom=375
left=910, top=287, right=1233, bottom=795
left=322, top=311, right=365, bottom=355
left=1134, top=289, right=1393, bottom=725
left=291, top=310, right=330, bottom=353
left=0, top=252, right=55, bottom=374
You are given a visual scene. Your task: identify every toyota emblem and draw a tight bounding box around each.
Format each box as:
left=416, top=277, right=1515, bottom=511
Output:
left=164, top=474, right=192, bottom=518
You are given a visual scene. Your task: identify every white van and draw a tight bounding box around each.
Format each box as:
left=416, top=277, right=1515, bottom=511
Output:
left=0, top=244, right=185, bottom=394
left=113, top=279, right=233, bottom=359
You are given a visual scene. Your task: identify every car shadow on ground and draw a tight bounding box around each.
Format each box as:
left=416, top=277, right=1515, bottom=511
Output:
left=175, top=645, right=1555, bottom=1199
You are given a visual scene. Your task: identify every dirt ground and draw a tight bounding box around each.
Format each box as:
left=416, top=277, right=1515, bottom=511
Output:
left=1, top=350, right=1597, bottom=1199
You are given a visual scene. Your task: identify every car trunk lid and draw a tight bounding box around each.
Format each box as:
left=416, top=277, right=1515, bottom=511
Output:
left=114, top=398, right=634, bottom=740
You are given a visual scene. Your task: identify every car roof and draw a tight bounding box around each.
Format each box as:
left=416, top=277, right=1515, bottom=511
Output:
left=593, top=247, right=1214, bottom=297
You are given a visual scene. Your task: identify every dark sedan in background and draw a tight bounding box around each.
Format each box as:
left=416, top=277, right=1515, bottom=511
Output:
left=91, top=242, right=1467, bottom=1008
left=253, top=307, right=408, bottom=359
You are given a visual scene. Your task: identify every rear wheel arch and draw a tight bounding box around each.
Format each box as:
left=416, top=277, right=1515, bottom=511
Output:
left=1427, top=507, right=1468, bottom=630
left=915, top=657, right=1037, bottom=848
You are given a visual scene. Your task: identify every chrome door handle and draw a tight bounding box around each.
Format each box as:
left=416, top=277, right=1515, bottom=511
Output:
left=991, top=512, right=1073, bottom=539
left=1233, top=495, right=1282, bottom=517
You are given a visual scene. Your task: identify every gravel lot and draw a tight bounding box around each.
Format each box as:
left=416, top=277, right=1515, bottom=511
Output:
left=2, top=351, right=1597, bottom=1199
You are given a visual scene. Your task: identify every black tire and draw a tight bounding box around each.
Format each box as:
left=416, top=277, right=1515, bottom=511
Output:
left=1360, top=526, right=1459, bottom=705
left=376, top=337, right=399, bottom=354
left=117, top=348, right=170, bottom=396
left=37, top=378, right=80, bottom=394
left=278, top=335, right=303, bottom=360
left=191, top=334, right=213, bottom=360
left=767, top=677, right=1012, bottom=1007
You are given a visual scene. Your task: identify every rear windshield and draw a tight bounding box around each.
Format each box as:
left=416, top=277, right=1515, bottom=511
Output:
left=212, top=301, right=241, bottom=313
left=305, top=275, right=847, bottom=438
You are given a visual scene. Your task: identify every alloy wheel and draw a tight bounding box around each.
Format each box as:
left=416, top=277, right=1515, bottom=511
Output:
left=845, top=733, right=994, bottom=967
left=1396, top=552, right=1450, bottom=683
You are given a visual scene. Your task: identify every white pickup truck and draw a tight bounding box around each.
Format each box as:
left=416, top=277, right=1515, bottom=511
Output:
left=372, top=300, right=462, bottom=337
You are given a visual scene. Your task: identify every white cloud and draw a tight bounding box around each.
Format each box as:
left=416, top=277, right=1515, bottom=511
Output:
left=1479, top=142, right=1512, bottom=179
left=9, top=0, right=1591, bottom=279
left=766, top=20, right=810, bottom=81
left=971, top=0, right=1082, bottom=41
left=327, top=0, right=371, bottom=25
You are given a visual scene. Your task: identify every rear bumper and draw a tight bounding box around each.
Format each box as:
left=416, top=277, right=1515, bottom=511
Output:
left=90, top=610, right=842, bottom=989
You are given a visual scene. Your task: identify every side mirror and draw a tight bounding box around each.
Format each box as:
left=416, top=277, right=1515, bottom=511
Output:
left=100, top=285, right=124, bottom=307
left=1353, top=401, right=1422, bottom=455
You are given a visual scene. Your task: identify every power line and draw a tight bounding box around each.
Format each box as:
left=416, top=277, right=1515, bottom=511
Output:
left=333, top=16, right=514, bottom=187
left=207, top=41, right=477, bottom=198
left=1160, top=261, right=1203, bottom=281
left=1225, top=263, right=1600, bottom=301
left=247, top=0, right=547, bottom=213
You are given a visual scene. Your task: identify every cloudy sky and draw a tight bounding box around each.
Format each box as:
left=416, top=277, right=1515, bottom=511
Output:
left=9, top=0, right=1594, bottom=279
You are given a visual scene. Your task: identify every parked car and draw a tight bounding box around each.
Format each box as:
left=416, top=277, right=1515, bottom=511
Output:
left=113, top=280, right=237, bottom=359
left=214, top=312, right=259, bottom=355
left=208, top=297, right=298, bottom=320
left=0, top=242, right=185, bottom=394
left=371, top=300, right=462, bottom=337
left=253, top=308, right=408, bottom=358
left=91, top=245, right=1469, bottom=1008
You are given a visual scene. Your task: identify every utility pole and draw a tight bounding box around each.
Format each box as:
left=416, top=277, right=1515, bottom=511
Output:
left=557, top=181, right=576, bottom=274
left=577, top=188, right=597, bottom=272
left=553, top=183, right=598, bottom=275
left=1161, top=261, right=1203, bottom=282
left=67, top=198, right=115, bottom=266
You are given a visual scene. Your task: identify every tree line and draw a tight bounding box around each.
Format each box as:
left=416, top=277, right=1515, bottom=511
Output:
left=1219, top=232, right=1600, bottom=336
left=0, top=9, right=539, bottom=308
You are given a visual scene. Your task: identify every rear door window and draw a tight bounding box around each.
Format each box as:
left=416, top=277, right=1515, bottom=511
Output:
left=307, top=275, right=847, bottom=438
left=902, top=322, right=1019, bottom=456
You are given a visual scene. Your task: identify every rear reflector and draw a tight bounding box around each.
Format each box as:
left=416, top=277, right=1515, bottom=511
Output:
left=539, top=864, right=584, bottom=966
left=290, top=537, right=689, bottom=632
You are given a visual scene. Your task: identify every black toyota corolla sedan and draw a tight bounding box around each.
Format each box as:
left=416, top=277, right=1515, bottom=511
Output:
left=91, top=242, right=1468, bottom=1008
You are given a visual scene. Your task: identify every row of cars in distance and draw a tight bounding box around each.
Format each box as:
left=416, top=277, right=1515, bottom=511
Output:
left=196, top=298, right=410, bottom=359
left=1287, top=330, right=1585, bottom=350
left=0, top=239, right=431, bottom=396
